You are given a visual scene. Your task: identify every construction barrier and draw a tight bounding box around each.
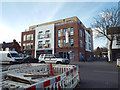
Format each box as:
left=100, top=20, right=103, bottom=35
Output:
left=24, top=65, right=80, bottom=89
left=1, top=64, right=81, bottom=89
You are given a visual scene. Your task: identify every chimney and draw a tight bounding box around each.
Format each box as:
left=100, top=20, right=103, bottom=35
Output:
left=13, top=39, right=16, bottom=43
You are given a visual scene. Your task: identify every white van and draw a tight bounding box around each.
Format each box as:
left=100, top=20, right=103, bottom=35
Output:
left=0, top=51, right=23, bottom=64
left=39, top=54, right=70, bottom=64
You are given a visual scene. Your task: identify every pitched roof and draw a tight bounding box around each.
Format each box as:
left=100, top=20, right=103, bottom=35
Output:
left=2, top=42, right=14, bottom=48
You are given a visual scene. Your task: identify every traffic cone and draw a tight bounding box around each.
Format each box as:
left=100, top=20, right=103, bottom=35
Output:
left=50, top=63, right=54, bottom=76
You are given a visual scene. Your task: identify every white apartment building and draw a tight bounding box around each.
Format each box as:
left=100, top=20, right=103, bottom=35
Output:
left=35, top=24, right=55, bottom=57
left=85, top=30, right=92, bottom=52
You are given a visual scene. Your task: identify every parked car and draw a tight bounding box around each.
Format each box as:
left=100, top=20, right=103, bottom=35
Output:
left=0, top=51, right=23, bottom=64
left=23, top=57, right=38, bottom=63
left=39, top=54, right=70, bottom=64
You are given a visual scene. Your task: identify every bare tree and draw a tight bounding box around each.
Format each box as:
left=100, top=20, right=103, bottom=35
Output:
left=91, top=7, right=119, bottom=62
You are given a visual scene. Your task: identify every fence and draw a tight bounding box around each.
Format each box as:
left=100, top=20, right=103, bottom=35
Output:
left=1, top=64, right=81, bottom=89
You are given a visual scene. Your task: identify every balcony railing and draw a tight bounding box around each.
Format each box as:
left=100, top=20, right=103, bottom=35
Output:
left=38, top=44, right=50, bottom=49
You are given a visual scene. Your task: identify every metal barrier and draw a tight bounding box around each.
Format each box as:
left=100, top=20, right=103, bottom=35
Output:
left=24, top=65, right=80, bottom=89
left=1, top=64, right=81, bottom=89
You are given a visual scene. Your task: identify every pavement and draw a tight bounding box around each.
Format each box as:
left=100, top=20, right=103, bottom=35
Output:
left=71, top=61, right=120, bottom=89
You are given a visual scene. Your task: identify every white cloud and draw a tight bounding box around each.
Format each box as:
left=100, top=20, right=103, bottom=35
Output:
left=0, top=24, right=21, bottom=44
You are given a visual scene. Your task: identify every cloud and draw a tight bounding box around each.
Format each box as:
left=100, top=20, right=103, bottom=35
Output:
left=0, top=24, right=21, bottom=44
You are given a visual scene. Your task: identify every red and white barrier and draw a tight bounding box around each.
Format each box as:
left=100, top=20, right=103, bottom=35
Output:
left=24, top=65, right=81, bottom=89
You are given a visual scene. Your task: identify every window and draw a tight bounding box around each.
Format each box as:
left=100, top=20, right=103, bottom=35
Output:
left=26, top=43, right=30, bottom=49
left=58, top=29, right=61, bottom=37
left=45, top=30, right=50, bottom=38
left=63, top=39, right=66, bottom=46
left=45, top=40, right=50, bottom=48
left=46, top=30, right=50, bottom=32
left=38, top=41, right=42, bottom=48
left=23, top=35, right=26, bottom=41
left=23, top=43, right=25, bottom=50
left=80, top=40, right=83, bottom=47
left=58, top=40, right=61, bottom=47
left=45, top=40, right=50, bottom=44
left=31, top=34, right=33, bottom=40
left=39, top=31, right=43, bottom=33
left=31, top=43, right=33, bottom=49
left=55, top=22, right=62, bottom=26
left=70, top=27, right=74, bottom=35
left=63, top=39, right=66, bottom=44
left=32, top=28, right=35, bottom=30
left=116, top=36, right=120, bottom=45
left=79, top=29, right=82, bottom=37
left=63, top=28, right=66, bottom=36
left=66, top=20, right=71, bottom=24
left=71, top=38, right=74, bottom=46
left=27, top=34, right=31, bottom=40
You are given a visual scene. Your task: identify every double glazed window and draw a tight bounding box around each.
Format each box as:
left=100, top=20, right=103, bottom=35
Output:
left=31, top=34, right=33, bottom=40
left=71, top=38, right=74, bottom=46
left=23, top=35, right=26, bottom=41
left=23, top=43, right=25, bottom=50
left=70, top=27, right=74, bottom=35
left=31, top=43, right=33, bottom=49
left=79, top=29, right=82, bottom=37
left=27, top=35, right=31, bottom=40
left=58, top=29, right=61, bottom=37
left=58, top=40, right=61, bottom=47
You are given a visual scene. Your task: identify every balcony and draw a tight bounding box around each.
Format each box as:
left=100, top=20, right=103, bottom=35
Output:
left=38, top=44, right=50, bottom=49
left=38, top=34, right=50, bottom=39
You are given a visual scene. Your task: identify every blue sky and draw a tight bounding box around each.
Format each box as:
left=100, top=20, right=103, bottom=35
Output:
left=0, top=2, right=118, bottom=49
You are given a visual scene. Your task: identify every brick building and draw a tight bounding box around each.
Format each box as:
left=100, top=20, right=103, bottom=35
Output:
left=21, top=16, right=93, bottom=62
left=0, top=39, right=20, bottom=53
left=21, top=30, right=35, bottom=57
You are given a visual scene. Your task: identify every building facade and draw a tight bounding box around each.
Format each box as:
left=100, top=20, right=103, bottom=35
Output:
left=35, top=24, right=55, bottom=57
left=21, top=16, right=93, bottom=62
left=0, top=39, right=20, bottom=53
left=55, top=21, right=85, bottom=62
left=107, top=27, right=120, bottom=61
left=21, top=30, right=35, bottom=57
left=85, top=30, right=92, bottom=60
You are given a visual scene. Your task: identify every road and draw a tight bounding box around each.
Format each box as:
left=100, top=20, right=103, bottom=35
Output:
left=1, top=61, right=119, bottom=89
left=71, top=61, right=119, bottom=88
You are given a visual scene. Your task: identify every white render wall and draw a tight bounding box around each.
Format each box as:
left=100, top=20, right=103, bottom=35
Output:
left=107, top=35, right=120, bottom=49
left=85, top=30, right=92, bottom=52
left=35, top=24, right=55, bottom=57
